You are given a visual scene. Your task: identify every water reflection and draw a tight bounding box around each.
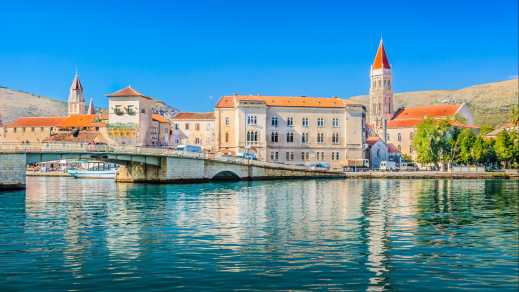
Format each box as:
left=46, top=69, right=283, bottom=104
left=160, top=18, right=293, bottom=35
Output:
left=9, top=178, right=517, bottom=290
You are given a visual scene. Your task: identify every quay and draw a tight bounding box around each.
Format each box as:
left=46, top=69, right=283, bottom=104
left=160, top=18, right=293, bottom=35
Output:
left=344, top=170, right=519, bottom=179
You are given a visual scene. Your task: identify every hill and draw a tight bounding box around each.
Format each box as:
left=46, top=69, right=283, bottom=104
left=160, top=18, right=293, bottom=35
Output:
left=0, top=86, right=67, bottom=125
left=348, top=79, right=518, bottom=127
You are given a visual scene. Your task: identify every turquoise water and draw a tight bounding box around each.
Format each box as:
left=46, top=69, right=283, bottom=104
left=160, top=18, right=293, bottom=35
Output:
left=0, top=177, right=517, bottom=291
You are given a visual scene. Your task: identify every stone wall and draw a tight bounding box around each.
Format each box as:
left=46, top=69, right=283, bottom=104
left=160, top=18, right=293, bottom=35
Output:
left=0, top=154, right=26, bottom=189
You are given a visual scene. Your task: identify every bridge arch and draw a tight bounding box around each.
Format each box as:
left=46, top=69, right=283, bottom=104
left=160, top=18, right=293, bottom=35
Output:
left=212, top=170, right=241, bottom=181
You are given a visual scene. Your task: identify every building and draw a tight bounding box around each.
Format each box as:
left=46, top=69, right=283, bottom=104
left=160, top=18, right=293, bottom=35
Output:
left=150, top=114, right=172, bottom=146
left=0, top=114, right=108, bottom=143
left=68, top=73, right=86, bottom=115
left=366, top=137, right=388, bottom=169
left=485, top=122, right=518, bottom=139
left=171, top=112, right=216, bottom=152
left=386, top=103, right=475, bottom=157
left=106, top=86, right=156, bottom=146
left=366, top=40, right=477, bottom=161
left=369, top=39, right=393, bottom=137
left=214, top=95, right=367, bottom=169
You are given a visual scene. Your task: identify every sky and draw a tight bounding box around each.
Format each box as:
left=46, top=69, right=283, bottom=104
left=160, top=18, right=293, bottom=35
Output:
left=0, top=0, right=517, bottom=111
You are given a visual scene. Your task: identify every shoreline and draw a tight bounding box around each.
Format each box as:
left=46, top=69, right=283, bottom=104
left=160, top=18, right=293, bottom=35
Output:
left=343, top=171, right=518, bottom=179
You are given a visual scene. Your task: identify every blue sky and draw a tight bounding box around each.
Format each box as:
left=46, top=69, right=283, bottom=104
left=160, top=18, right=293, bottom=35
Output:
left=0, top=0, right=517, bottom=111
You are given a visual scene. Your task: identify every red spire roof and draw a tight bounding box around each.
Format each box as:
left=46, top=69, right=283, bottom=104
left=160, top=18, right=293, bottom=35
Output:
left=87, top=98, right=95, bottom=114
left=372, top=39, right=391, bottom=69
left=107, top=86, right=151, bottom=99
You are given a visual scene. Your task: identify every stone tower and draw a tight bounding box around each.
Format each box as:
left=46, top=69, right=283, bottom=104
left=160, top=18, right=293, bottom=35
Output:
left=68, top=73, right=85, bottom=115
left=369, top=39, right=393, bottom=138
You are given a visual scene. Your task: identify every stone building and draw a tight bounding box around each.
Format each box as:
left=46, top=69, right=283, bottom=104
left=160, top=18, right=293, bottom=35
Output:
left=214, top=95, right=367, bottom=169
left=386, top=103, right=475, bottom=157
left=366, top=39, right=477, bottom=161
left=171, top=112, right=216, bottom=152
left=106, top=86, right=157, bottom=146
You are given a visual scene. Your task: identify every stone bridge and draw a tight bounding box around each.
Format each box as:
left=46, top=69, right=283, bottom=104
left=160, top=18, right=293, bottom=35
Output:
left=0, top=143, right=345, bottom=189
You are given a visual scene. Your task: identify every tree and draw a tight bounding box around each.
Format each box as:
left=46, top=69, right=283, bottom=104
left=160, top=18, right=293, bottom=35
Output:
left=412, top=119, right=457, bottom=169
left=413, top=119, right=438, bottom=166
left=456, top=128, right=476, bottom=164
left=495, top=130, right=514, bottom=168
left=471, top=136, right=490, bottom=165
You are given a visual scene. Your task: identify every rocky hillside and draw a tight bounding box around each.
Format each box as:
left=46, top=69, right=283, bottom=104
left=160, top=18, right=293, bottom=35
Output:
left=348, top=79, right=518, bottom=127
left=0, top=86, right=67, bottom=125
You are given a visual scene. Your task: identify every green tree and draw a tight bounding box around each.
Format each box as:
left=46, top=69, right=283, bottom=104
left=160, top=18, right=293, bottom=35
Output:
left=495, top=130, right=514, bottom=168
left=456, top=128, right=476, bottom=164
left=413, top=119, right=438, bottom=166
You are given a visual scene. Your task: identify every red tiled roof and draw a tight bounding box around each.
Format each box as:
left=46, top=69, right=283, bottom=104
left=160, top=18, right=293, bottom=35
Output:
left=5, top=117, right=66, bottom=128
left=387, top=104, right=464, bottom=128
left=216, top=95, right=353, bottom=108
left=60, top=114, right=107, bottom=128
left=372, top=39, right=391, bottom=70
left=107, top=86, right=151, bottom=99
left=5, top=114, right=107, bottom=129
left=152, top=114, right=168, bottom=123
left=173, top=112, right=215, bottom=120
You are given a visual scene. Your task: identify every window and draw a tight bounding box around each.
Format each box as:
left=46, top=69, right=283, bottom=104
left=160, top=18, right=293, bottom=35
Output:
left=225, top=117, right=230, bottom=126
left=410, top=132, right=414, bottom=139
left=285, top=152, right=294, bottom=161
left=247, top=115, right=257, bottom=125
left=271, top=151, right=279, bottom=161
left=332, top=118, right=340, bottom=128
left=317, top=118, right=324, bottom=127
left=271, top=117, right=278, bottom=127
left=225, top=132, right=229, bottom=143
left=301, top=133, right=309, bottom=144
left=386, top=134, right=390, bottom=141
left=332, top=152, right=340, bottom=161
left=271, top=132, right=279, bottom=143
left=247, top=131, right=258, bottom=144
left=305, top=152, right=309, bottom=160
left=410, top=146, right=413, bottom=154
left=185, top=123, right=190, bottom=130
left=397, top=133, right=402, bottom=142
left=195, top=137, right=200, bottom=144
left=174, top=123, right=179, bottom=130
left=398, top=145, right=401, bottom=152
left=287, top=117, right=294, bottom=127
left=301, top=152, right=305, bottom=160
left=286, top=132, right=294, bottom=143
left=332, top=133, right=340, bottom=144
left=195, top=123, right=200, bottom=131
left=302, top=117, right=309, bottom=127
left=316, top=152, right=324, bottom=161
left=317, top=133, right=324, bottom=144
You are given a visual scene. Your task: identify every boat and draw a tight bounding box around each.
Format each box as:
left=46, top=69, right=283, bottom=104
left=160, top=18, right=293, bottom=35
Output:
left=67, top=168, right=117, bottom=179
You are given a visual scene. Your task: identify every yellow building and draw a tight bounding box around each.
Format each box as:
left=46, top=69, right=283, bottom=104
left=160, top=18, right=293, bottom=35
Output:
left=214, top=95, right=367, bottom=169
left=171, top=112, right=216, bottom=152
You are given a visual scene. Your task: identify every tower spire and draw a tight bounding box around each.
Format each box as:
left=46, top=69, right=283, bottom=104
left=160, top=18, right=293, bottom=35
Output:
left=87, top=97, right=95, bottom=114
left=68, top=71, right=85, bottom=115
left=372, top=38, right=391, bottom=70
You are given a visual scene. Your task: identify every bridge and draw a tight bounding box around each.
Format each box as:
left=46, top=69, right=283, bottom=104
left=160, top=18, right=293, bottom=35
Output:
left=0, top=143, right=345, bottom=189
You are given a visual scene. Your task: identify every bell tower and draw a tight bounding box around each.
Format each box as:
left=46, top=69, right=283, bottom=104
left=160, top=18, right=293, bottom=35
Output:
left=369, top=39, right=393, bottom=137
left=68, top=72, right=85, bottom=115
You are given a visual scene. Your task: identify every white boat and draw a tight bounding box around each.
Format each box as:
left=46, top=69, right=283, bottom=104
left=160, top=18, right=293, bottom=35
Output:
left=67, top=168, right=117, bottom=179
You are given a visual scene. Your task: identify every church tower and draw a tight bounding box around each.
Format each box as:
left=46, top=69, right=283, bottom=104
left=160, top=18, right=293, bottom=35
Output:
left=68, top=73, right=85, bottom=115
left=369, top=39, right=393, bottom=138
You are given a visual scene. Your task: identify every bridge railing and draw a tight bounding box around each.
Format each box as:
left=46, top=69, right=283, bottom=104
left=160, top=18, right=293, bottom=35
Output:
left=0, top=142, right=113, bottom=153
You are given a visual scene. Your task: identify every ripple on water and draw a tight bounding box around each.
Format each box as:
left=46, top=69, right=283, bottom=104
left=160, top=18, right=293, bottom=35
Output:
left=0, top=177, right=517, bottom=291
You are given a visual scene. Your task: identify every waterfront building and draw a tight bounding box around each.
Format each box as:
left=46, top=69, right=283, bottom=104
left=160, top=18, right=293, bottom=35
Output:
left=171, top=112, right=216, bottom=152
left=485, top=122, right=518, bottom=139
left=214, top=95, right=367, bottom=169
left=367, top=40, right=477, bottom=160
left=386, top=103, right=475, bottom=157
left=106, top=86, right=157, bottom=146
left=150, top=114, right=172, bottom=146
left=68, top=73, right=86, bottom=115
left=366, top=137, right=388, bottom=169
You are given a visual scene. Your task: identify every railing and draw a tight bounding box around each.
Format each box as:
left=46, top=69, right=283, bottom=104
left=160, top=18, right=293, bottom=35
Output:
left=0, top=142, right=341, bottom=173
